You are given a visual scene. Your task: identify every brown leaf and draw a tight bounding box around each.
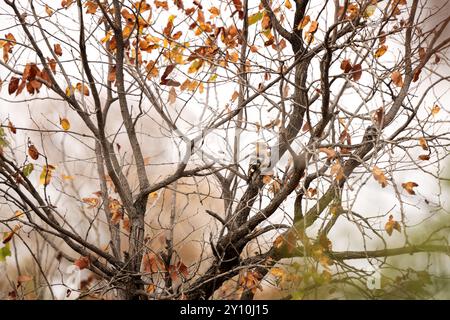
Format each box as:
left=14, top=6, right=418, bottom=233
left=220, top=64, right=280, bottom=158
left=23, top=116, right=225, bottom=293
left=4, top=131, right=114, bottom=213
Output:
left=53, top=43, right=63, bottom=56
left=75, top=83, right=90, bottom=96
left=331, top=161, right=344, bottom=182
left=402, top=181, right=418, bottom=195
left=7, top=120, right=16, bottom=134
left=391, top=71, right=403, bottom=87
left=385, top=215, right=401, bottom=236
left=340, top=59, right=352, bottom=73
left=418, top=137, right=428, bottom=151
left=351, top=64, right=362, bottom=81
left=418, top=154, right=430, bottom=161
left=319, top=147, right=336, bottom=160
left=2, top=225, right=21, bottom=244
left=168, top=87, right=177, bottom=104
left=28, top=144, right=39, bottom=160
left=372, top=166, right=388, bottom=188
left=8, top=77, right=19, bottom=95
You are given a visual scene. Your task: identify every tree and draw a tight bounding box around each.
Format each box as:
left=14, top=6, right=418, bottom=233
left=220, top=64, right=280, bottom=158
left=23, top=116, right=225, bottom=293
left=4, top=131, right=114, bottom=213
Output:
left=0, top=0, right=449, bottom=300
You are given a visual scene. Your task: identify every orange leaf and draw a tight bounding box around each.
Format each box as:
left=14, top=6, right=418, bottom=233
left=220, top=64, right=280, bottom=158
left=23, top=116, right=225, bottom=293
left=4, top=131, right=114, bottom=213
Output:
left=401, top=181, right=418, bottom=195
left=372, top=166, right=388, bottom=188
left=385, top=215, right=401, bottom=236
left=53, top=43, right=63, bottom=56
left=418, top=137, right=428, bottom=150
left=374, top=45, right=388, bottom=58
left=431, top=105, right=440, bottom=116
left=391, top=71, right=403, bottom=87
left=297, top=15, right=310, bottom=30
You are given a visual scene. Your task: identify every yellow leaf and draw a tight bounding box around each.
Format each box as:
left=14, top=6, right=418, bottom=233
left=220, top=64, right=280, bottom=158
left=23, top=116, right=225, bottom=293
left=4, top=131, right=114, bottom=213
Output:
left=65, top=85, right=74, bottom=97
left=270, top=267, right=286, bottom=278
left=285, top=0, right=292, bottom=10
left=364, top=4, right=377, bottom=18
left=39, top=165, right=56, bottom=186
left=248, top=12, right=263, bottom=26
left=62, top=174, right=74, bottom=181
left=374, top=45, right=388, bottom=58
left=372, top=165, right=388, bottom=188
left=385, top=215, right=401, bottom=236
left=188, top=59, right=203, bottom=74
left=60, top=117, right=70, bottom=131
left=101, top=30, right=113, bottom=44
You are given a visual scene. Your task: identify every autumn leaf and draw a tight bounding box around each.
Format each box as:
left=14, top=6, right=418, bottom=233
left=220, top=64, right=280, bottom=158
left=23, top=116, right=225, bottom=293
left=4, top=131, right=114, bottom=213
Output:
left=331, top=161, right=344, bottom=182
left=188, top=59, right=203, bottom=74
left=2, top=225, right=21, bottom=244
left=308, top=21, right=319, bottom=33
left=82, top=197, right=99, bottom=209
left=385, top=215, right=401, bottom=236
left=28, top=144, right=39, bottom=160
left=168, top=87, right=176, bottom=104
left=352, top=64, right=362, bottom=81
left=391, top=71, right=403, bottom=87
left=402, top=181, right=418, bottom=195
left=340, top=59, right=352, bottom=73
left=84, top=1, right=98, bottom=14
left=74, top=256, right=90, bottom=270
left=418, top=154, right=430, bottom=161
left=39, top=165, right=56, bottom=186
left=53, top=43, right=63, bottom=56
left=45, top=5, right=54, bottom=17
left=262, top=175, right=272, bottom=184
left=319, top=147, right=336, bottom=160
left=61, top=0, right=74, bottom=9
left=60, top=117, right=70, bottom=131
left=372, top=165, right=388, bottom=188
left=297, top=15, right=310, bottom=30
left=431, top=105, right=440, bottom=116
left=7, top=120, right=16, bottom=134
left=285, top=0, right=292, bottom=10
left=418, top=137, right=428, bottom=150
left=76, top=83, right=90, bottom=96
left=374, top=45, right=388, bottom=58
left=248, top=12, right=263, bottom=26
left=8, top=77, right=19, bottom=95
left=22, top=163, right=34, bottom=177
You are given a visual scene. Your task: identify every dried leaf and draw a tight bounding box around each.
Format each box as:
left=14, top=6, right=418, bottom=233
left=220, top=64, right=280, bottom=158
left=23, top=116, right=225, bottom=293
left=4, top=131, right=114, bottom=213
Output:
left=340, top=59, right=352, bottom=73
left=402, top=181, right=418, bottom=195
left=431, top=105, right=440, bottom=116
left=372, top=165, right=388, bottom=188
left=319, top=147, right=336, bottom=160
left=374, top=45, right=388, bottom=58
left=419, top=137, right=428, bottom=151
left=53, top=43, right=63, bottom=56
left=385, top=215, right=401, bottom=236
left=418, top=154, right=430, bottom=161
left=391, top=71, right=403, bottom=87
left=351, top=64, right=362, bottom=81
left=297, top=15, right=310, bottom=30
left=28, top=144, right=39, bottom=160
